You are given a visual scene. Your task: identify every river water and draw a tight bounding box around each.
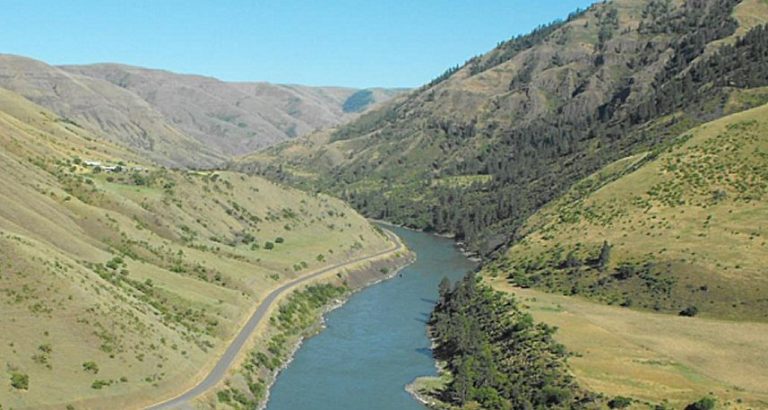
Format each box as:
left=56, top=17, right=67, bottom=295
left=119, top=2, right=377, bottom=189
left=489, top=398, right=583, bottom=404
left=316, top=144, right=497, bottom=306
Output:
left=265, top=226, right=475, bottom=410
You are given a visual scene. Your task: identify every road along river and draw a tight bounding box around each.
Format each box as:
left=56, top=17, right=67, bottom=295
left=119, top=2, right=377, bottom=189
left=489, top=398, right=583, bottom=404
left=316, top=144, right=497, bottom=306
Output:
left=265, top=226, right=476, bottom=410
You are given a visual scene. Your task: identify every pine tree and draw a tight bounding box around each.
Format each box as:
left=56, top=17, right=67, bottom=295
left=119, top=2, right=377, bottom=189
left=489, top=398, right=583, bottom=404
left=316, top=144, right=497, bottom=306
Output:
left=598, top=241, right=612, bottom=271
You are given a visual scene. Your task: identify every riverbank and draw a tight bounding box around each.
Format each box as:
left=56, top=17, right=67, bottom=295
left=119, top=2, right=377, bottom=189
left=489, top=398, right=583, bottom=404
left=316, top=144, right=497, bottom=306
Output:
left=371, top=219, right=481, bottom=262
left=264, top=226, right=477, bottom=410
left=196, top=236, right=415, bottom=409
left=405, top=322, right=452, bottom=410
left=256, top=253, right=416, bottom=410
left=406, top=375, right=452, bottom=410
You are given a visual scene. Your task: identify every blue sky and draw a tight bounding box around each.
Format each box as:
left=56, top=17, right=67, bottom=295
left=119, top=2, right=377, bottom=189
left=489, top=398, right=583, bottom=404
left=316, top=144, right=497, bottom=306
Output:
left=1, top=1, right=595, bottom=88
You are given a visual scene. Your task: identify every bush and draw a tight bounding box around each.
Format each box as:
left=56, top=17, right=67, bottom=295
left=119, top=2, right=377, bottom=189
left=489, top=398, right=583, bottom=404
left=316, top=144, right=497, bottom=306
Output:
left=82, top=361, right=99, bottom=374
left=275, top=237, right=285, bottom=244
left=91, top=379, right=111, bottom=389
left=131, top=172, right=147, bottom=186
left=217, top=390, right=232, bottom=403
left=679, top=306, right=699, bottom=317
left=685, top=397, right=716, bottom=410
left=608, top=396, right=633, bottom=408
left=10, top=372, right=29, bottom=390
left=264, top=242, right=275, bottom=250
left=597, top=241, right=612, bottom=270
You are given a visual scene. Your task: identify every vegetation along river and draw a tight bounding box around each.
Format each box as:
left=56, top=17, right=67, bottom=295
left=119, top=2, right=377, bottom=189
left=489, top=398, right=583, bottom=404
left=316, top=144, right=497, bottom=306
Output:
left=266, top=226, right=476, bottom=410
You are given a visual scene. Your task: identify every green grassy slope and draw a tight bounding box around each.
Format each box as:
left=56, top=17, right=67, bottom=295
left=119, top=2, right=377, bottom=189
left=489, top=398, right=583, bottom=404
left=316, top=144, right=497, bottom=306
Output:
left=0, top=88, right=394, bottom=409
left=491, top=103, right=768, bottom=321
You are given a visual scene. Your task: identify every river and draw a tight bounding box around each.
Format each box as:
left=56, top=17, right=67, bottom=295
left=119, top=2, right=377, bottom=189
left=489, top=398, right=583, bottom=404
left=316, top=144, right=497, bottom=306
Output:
left=265, top=226, right=475, bottom=410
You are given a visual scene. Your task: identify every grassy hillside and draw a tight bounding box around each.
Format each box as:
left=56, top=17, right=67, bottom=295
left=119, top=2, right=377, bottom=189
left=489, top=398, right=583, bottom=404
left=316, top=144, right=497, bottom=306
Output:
left=0, top=54, right=223, bottom=168
left=486, top=285, right=768, bottom=409
left=0, top=88, right=395, bottom=409
left=236, top=0, right=768, bottom=255
left=416, top=103, right=768, bottom=410
left=62, top=64, right=405, bottom=159
left=0, top=55, right=405, bottom=168
left=491, top=103, right=768, bottom=322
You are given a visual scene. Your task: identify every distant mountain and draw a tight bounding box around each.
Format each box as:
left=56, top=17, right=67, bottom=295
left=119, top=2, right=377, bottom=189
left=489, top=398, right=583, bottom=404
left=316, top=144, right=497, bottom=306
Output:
left=62, top=63, right=405, bottom=159
left=0, top=54, right=221, bottom=167
left=236, top=0, right=768, bottom=255
left=0, top=54, right=405, bottom=168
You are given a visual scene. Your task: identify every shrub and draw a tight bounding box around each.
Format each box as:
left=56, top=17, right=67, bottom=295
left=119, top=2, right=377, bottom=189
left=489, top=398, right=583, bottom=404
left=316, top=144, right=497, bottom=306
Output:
left=91, top=379, right=111, bottom=389
left=679, top=306, right=699, bottom=317
left=608, top=396, right=633, bottom=408
left=685, top=397, right=716, bottom=410
left=131, top=172, right=147, bottom=186
left=597, top=241, right=612, bottom=270
left=614, top=263, right=636, bottom=280
left=82, top=361, right=99, bottom=374
left=275, top=237, right=285, bottom=244
left=10, top=372, right=29, bottom=390
left=217, top=389, right=232, bottom=403
left=264, top=242, right=275, bottom=250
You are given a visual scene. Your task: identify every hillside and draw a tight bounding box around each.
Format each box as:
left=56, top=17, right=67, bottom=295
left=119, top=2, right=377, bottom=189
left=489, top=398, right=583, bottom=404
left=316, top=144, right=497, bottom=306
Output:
left=473, top=103, right=768, bottom=407
left=492, top=102, right=768, bottom=320
left=405, top=77, right=768, bottom=410
left=61, top=64, right=405, bottom=159
left=0, top=55, right=404, bottom=168
left=0, top=87, right=397, bottom=409
left=236, top=0, right=768, bottom=255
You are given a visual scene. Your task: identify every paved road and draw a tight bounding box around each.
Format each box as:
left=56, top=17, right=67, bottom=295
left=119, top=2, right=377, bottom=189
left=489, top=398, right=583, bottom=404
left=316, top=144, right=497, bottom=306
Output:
left=145, top=230, right=404, bottom=409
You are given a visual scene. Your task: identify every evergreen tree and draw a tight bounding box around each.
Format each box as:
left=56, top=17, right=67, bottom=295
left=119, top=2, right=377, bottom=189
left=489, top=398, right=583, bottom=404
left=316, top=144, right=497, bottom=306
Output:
left=598, top=240, right=612, bottom=270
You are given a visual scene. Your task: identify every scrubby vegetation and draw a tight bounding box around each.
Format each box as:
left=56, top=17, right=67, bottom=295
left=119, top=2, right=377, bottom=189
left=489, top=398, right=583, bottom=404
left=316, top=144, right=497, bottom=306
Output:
left=10, top=373, right=29, bottom=390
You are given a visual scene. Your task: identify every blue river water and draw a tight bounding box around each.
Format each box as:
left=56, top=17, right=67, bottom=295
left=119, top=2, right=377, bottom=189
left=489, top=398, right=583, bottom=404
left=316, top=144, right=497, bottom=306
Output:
left=265, top=226, right=475, bottom=410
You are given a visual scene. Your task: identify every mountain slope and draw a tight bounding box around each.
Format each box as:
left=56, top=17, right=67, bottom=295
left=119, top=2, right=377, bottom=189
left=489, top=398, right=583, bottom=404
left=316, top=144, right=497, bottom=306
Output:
left=459, top=101, right=768, bottom=410
left=0, top=87, right=396, bottom=409
left=0, top=54, right=222, bottom=168
left=492, top=102, right=768, bottom=321
left=0, top=55, right=405, bottom=168
left=61, top=64, right=404, bottom=159
left=236, top=0, right=768, bottom=255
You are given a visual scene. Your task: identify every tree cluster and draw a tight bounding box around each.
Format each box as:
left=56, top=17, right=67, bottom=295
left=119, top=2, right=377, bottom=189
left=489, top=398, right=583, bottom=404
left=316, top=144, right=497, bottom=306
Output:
left=429, top=273, right=598, bottom=409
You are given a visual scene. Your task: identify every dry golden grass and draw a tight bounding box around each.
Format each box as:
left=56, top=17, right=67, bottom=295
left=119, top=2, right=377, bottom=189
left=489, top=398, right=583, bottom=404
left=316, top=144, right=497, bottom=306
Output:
left=490, top=278, right=768, bottom=409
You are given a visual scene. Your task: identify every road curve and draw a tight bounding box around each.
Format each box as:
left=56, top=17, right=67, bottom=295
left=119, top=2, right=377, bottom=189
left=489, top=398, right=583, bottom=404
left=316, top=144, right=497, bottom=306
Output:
left=145, top=230, right=405, bottom=409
